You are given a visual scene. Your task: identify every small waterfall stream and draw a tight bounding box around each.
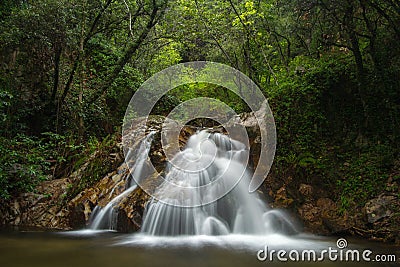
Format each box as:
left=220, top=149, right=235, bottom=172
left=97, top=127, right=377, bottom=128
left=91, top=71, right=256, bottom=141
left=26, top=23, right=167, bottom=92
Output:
left=141, top=130, right=297, bottom=236
left=89, top=131, right=155, bottom=230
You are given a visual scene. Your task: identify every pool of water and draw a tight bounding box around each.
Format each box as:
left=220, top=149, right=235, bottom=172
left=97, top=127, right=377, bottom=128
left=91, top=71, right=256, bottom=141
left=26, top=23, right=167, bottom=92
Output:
left=0, top=230, right=398, bottom=267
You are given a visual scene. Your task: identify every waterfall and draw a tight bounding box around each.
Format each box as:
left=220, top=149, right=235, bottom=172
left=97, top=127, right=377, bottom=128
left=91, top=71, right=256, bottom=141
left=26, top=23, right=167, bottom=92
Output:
left=88, top=129, right=296, bottom=236
left=140, top=130, right=297, bottom=236
left=89, top=131, right=155, bottom=230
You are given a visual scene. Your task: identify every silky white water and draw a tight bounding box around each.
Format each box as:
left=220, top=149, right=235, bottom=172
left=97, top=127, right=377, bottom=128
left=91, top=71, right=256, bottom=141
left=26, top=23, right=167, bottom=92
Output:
left=140, top=130, right=297, bottom=236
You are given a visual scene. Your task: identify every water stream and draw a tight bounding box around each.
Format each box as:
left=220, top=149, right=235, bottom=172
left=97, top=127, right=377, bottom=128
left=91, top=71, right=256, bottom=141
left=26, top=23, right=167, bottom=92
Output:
left=90, top=129, right=297, bottom=237
left=141, top=130, right=297, bottom=236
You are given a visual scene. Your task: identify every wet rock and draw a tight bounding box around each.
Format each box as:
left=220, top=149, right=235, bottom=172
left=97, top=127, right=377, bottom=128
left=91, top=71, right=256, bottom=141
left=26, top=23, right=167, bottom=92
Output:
left=226, top=106, right=262, bottom=170
left=0, top=178, right=72, bottom=229
left=317, top=198, right=337, bottom=218
left=273, top=186, right=294, bottom=208
left=116, top=209, right=138, bottom=232
left=297, top=197, right=348, bottom=235
left=317, top=198, right=351, bottom=234
left=66, top=167, right=153, bottom=232
left=365, top=194, right=396, bottom=223
left=298, top=203, right=320, bottom=224
left=68, top=203, right=86, bottom=229
left=117, top=188, right=151, bottom=231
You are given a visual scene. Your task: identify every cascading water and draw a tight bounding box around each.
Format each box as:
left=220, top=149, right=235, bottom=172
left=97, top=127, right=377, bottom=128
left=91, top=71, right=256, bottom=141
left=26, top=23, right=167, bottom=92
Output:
left=89, top=131, right=155, bottom=230
left=140, top=130, right=297, bottom=236
left=88, top=129, right=296, bottom=236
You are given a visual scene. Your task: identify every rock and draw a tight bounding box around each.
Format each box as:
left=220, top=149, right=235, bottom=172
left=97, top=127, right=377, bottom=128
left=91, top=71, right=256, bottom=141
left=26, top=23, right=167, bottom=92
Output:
left=316, top=198, right=337, bottom=218
left=317, top=198, right=351, bottom=234
left=365, top=194, right=396, bottom=223
left=68, top=203, right=86, bottom=229
left=297, top=197, right=348, bottom=235
left=119, top=184, right=153, bottom=230
left=298, top=203, right=320, bottom=223
left=226, top=107, right=262, bottom=170
left=116, top=209, right=138, bottom=232
left=273, top=186, right=294, bottom=208
left=299, top=184, right=313, bottom=199
left=0, top=178, right=73, bottom=229
left=66, top=161, right=154, bottom=231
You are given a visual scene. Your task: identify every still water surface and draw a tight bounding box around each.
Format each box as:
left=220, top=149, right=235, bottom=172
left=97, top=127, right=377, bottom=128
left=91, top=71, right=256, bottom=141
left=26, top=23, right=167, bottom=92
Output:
left=0, top=230, right=398, bottom=267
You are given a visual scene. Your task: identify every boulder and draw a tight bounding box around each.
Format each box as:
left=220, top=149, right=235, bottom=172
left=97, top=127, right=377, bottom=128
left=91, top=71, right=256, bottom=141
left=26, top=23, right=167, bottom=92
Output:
left=299, top=184, right=313, bottom=199
left=365, top=194, right=396, bottom=223
left=297, top=197, right=351, bottom=235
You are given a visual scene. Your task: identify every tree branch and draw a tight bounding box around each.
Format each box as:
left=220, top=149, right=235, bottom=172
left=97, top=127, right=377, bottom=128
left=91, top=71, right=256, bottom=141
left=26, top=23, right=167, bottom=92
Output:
left=59, top=0, right=114, bottom=105
left=87, top=0, right=165, bottom=104
left=194, top=0, right=235, bottom=67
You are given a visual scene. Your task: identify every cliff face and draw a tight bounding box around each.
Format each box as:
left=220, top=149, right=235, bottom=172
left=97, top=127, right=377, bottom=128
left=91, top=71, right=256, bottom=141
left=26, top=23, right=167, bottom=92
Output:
left=1, top=113, right=399, bottom=244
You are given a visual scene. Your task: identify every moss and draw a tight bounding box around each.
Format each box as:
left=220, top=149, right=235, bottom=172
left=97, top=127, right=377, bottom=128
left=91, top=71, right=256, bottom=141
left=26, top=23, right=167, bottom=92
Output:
left=62, top=133, right=122, bottom=203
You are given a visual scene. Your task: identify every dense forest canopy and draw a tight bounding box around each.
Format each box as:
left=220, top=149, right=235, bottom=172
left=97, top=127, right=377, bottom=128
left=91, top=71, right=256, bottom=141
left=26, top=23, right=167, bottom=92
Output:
left=1, top=0, right=399, bottom=212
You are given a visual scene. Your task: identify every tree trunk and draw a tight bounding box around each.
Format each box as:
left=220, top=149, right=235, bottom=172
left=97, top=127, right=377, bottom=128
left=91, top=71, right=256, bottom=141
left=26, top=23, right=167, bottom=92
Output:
left=87, top=1, right=163, bottom=104
left=58, top=0, right=114, bottom=107
left=344, top=3, right=368, bottom=129
left=51, top=45, right=62, bottom=103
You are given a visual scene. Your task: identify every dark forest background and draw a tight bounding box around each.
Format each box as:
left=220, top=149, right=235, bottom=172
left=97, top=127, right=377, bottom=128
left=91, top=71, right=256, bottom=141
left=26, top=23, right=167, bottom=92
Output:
left=1, top=0, right=399, bottom=213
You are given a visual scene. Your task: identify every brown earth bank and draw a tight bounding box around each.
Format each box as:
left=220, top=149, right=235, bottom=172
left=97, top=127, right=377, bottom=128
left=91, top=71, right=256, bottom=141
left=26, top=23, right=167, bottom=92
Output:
left=1, top=112, right=399, bottom=245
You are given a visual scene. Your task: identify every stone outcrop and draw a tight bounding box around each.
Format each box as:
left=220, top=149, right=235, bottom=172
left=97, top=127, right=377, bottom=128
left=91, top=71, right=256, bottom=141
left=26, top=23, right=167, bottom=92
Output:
left=365, top=194, right=397, bottom=223
left=0, top=178, right=71, bottom=229
left=0, top=134, right=124, bottom=229
left=67, top=163, right=151, bottom=231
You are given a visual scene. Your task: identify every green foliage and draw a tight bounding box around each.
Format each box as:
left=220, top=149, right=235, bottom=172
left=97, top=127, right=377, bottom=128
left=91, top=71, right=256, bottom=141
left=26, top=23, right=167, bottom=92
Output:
left=0, top=135, right=50, bottom=199
left=40, top=132, right=86, bottom=177
left=0, top=0, right=166, bottom=138
left=0, top=132, right=88, bottom=200
left=64, top=134, right=121, bottom=202
left=0, top=0, right=399, bottom=218
left=267, top=52, right=398, bottom=211
left=337, top=144, right=395, bottom=212
left=167, top=82, right=248, bottom=114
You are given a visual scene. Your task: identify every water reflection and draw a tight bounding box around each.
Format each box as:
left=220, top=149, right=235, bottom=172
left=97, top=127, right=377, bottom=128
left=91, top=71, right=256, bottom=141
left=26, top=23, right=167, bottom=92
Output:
left=0, top=231, right=398, bottom=267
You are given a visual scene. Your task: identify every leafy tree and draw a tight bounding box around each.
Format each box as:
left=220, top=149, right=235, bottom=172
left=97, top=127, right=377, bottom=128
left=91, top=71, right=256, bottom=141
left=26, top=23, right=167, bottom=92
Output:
left=0, top=0, right=399, bottom=211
